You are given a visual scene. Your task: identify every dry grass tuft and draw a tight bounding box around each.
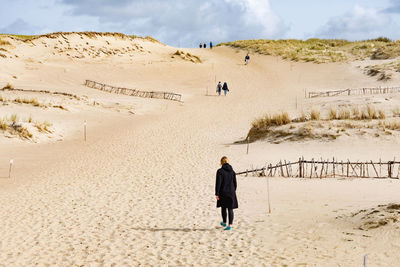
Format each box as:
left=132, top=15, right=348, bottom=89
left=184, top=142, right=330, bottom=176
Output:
left=10, top=114, right=18, bottom=123
left=252, top=112, right=291, bottom=129
left=13, top=97, right=48, bottom=108
left=34, top=121, right=52, bottom=133
left=17, top=127, right=33, bottom=139
left=0, top=118, right=7, bottom=131
left=338, top=109, right=351, bottom=120
left=378, top=109, right=386, bottom=119
left=310, top=109, right=320, bottom=120
left=0, top=114, right=56, bottom=140
left=0, top=38, right=11, bottom=46
left=3, top=83, right=14, bottom=89
left=388, top=121, right=400, bottom=130
left=366, top=105, right=377, bottom=120
left=248, top=112, right=291, bottom=141
left=352, top=106, right=360, bottom=118
left=0, top=115, right=33, bottom=140
left=329, top=108, right=337, bottom=120
left=393, top=107, right=400, bottom=117
left=52, top=105, right=68, bottom=110
left=299, top=111, right=307, bottom=122
left=172, top=50, right=202, bottom=63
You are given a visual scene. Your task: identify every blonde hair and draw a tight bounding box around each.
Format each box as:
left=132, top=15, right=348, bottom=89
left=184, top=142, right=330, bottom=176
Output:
left=220, top=156, right=228, bottom=165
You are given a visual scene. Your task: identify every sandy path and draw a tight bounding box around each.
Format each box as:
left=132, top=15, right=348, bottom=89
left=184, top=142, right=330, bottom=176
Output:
left=1, top=46, right=400, bottom=266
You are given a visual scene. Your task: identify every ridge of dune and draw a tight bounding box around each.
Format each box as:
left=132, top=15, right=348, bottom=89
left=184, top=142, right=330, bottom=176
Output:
left=0, top=32, right=168, bottom=62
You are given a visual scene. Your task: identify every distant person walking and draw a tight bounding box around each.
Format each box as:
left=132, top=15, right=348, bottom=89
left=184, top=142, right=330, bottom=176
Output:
left=215, top=156, right=238, bottom=231
left=210, top=42, right=213, bottom=49
left=222, top=82, right=229, bottom=96
left=245, top=53, right=250, bottom=65
left=204, top=43, right=207, bottom=48
left=216, top=81, right=222, bottom=96
left=200, top=43, right=203, bottom=48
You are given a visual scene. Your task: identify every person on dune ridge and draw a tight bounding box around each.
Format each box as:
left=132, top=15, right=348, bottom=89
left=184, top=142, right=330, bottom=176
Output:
left=245, top=53, right=250, bottom=65
left=215, top=156, right=238, bottom=231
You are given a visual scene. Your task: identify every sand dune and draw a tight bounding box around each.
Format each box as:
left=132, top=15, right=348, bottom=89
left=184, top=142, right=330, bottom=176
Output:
left=1, top=33, right=400, bottom=266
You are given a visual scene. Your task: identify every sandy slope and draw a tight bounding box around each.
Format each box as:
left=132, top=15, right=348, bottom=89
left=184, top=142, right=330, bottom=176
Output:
left=0, top=34, right=400, bottom=266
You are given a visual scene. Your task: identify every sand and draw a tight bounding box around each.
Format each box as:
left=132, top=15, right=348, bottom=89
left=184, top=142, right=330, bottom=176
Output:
left=0, top=33, right=400, bottom=266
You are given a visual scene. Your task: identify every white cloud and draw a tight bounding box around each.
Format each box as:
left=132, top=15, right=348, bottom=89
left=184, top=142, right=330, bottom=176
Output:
left=240, top=0, right=283, bottom=36
left=59, top=0, right=288, bottom=46
left=0, top=19, right=40, bottom=35
left=384, top=0, right=400, bottom=13
left=316, top=5, right=397, bottom=40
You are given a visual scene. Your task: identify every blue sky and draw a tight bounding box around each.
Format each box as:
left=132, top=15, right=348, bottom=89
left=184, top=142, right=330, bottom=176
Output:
left=0, top=0, right=399, bottom=47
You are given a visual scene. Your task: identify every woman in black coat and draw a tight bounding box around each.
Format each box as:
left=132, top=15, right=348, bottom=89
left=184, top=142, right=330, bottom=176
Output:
left=222, top=82, right=229, bottom=96
left=215, top=156, right=238, bottom=230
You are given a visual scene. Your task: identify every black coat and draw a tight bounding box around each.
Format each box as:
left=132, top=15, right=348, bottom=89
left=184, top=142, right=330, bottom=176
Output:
left=215, top=163, right=238, bottom=209
left=222, top=83, right=229, bottom=91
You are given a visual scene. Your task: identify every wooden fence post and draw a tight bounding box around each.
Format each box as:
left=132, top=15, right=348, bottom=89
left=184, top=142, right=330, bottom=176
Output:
left=246, top=137, right=250, bottom=155
left=310, top=159, right=314, bottom=178
left=371, top=161, right=379, bottom=178
left=280, top=160, right=284, bottom=177
left=299, top=158, right=302, bottom=178
left=285, top=160, right=290, bottom=177
left=341, top=160, right=344, bottom=177
left=333, top=157, right=335, bottom=178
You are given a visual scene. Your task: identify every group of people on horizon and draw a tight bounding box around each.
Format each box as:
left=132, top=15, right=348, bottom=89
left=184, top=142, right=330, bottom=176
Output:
left=216, top=81, right=229, bottom=96
left=200, top=42, right=213, bottom=49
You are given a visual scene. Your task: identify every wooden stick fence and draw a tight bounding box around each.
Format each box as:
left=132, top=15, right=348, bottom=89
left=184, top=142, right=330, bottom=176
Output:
left=307, top=86, right=400, bottom=98
left=84, top=80, right=182, bottom=102
left=237, top=158, right=400, bottom=179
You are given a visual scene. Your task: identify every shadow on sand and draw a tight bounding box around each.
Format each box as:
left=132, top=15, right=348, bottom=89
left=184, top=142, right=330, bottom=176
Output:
left=130, top=227, right=217, bottom=232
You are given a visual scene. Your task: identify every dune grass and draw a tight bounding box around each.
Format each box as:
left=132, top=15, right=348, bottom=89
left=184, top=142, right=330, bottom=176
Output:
left=310, top=109, right=321, bottom=120
left=34, top=121, right=52, bottom=133
left=0, top=34, right=35, bottom=41
left=338, top=109, right=351, bottom=120
left=0, top=32, right=162, bottom=44
left=10, top=114, right=18, bottom=123
left=248, top=112, right=291, bottom=141
left=13, top=97, right=46, bottom=107
left=0, top=94, right=68, bottom=110
left=0, top=118, right=7, bottom=131
left=0, top=114, right=33, bottom=139
left=219, top=38, right=400, bottom=63
left=393, top=107, right=400, bottom=117
left=252, top=112, right=291, bottom=129
left=246, top=105, right=389, bottom=142
left=172, top=50, right=202, bottom=63
left=0, top=37, right=11, bottom=46
left=3, top=83, right=14, bottom=89
left=379, top=120, right=400, bottom=130
left=0, top=114, right=54, bottom=140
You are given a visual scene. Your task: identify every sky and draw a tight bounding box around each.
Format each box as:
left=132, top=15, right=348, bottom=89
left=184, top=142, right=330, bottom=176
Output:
left=0, top=0, right=400, bottom=47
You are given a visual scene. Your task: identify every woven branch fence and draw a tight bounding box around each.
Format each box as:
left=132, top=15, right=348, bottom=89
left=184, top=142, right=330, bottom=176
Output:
left=84, top=80, right=182, bottom=102
left=307, top=86, right=400, bottom=98
left=237, top=158, right=400, bottom=179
